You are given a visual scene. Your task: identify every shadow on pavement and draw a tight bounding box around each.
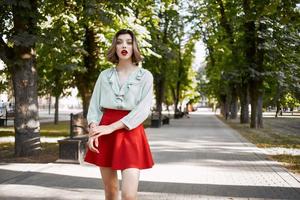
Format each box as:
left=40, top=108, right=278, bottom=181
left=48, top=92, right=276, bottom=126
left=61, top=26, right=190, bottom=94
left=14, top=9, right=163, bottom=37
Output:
left=1, top=168, right=300, bottom=199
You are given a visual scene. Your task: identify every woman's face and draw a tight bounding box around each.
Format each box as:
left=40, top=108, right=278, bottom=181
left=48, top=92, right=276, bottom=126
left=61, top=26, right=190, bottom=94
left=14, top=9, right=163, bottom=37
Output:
left=116, top=33, right=133, bottom=61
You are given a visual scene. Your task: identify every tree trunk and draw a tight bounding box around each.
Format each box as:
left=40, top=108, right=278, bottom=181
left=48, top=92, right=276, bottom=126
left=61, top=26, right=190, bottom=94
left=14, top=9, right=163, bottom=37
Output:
left=252, top=21, right=266, bottom=128
left=12, top=60, right=41, bottom=156
left=54, top=95, right=59, bottom=124
left=274, top=73, right=282, bottom=118
left=48, top=94, right=51, bottom=115
left=0, top=1, right=41, bottom=156
left=11, top=1, right=41, bottom=156
left=76, top=82, right=91, bottom=117
left=257, top=93, right=263, bottom=128
left=249, top=80, right=258, bottom=128
left=75, top=26, right=97, bottom=117
left=230, top=85, right=238, bottom=119
left=170, top=86, right=179, bottom=113
left=275, top=100, right=281, bottom=118
left=249, top=79, right=264, bottom=128
left=243, top=0, right=257, bottom=127
left=81, top=91, right=91, bottom=118
left=220, top=94, right=229, bottom=119
left=155, top=75, right=165, bottom=120
left=239, top=82, right=249, bottom=123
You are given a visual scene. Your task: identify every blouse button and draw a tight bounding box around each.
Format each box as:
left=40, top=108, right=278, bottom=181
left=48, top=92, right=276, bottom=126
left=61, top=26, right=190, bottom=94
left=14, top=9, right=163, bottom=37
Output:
left=116, top=94, right=124, bottom=101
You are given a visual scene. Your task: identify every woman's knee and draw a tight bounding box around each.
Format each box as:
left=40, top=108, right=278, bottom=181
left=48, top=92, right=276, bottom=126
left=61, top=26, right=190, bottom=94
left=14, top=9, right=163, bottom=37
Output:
left=104, top=184, right=119, bottom=199
left=121, top=191, right=137, bottom=200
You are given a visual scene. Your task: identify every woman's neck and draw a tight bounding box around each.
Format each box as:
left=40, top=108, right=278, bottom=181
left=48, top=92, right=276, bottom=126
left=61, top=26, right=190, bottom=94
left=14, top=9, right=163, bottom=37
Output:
left=116, top=60, right=136, bottom=72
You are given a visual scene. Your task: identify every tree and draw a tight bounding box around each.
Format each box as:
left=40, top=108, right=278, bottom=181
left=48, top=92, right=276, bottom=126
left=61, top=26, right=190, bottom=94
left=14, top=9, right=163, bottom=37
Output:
left=39, top=0, right=155, bottom=118
left=0, top=0, right=41, bottom=156
left=143, top=0, right=198, bottom=119
left=190, top=0, right=299, bottom=128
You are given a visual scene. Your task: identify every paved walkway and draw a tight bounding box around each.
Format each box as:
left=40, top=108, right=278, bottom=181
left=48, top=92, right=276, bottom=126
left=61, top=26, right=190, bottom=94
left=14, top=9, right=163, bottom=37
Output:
left=1, top=111, right=300, bottom=199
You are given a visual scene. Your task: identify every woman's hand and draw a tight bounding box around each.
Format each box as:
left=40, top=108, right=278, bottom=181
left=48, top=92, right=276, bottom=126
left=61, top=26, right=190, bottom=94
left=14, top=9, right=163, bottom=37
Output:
left=90, top=125, right=115, bottom=137
left=90, top=125, right=114, bottom=137
left=87, top=125, right=115, bottom=153
left=88, top=122, right=98, bottom=137
left=87, top=137, right=99, bottom=153
left=87, top=121, right=125, bottom=153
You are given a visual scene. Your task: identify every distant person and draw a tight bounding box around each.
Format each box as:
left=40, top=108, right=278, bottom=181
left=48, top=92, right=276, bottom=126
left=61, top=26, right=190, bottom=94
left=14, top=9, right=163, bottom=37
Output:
left=184, top=102, right=190, bottom=118
left=84, top=29, right=154, bottom=200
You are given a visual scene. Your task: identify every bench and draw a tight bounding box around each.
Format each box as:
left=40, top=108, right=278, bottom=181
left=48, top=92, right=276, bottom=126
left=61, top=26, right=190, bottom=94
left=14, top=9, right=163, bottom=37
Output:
left=0, top=109, right=14, bottom=126
left=57, top=112, right=89, bottom=164
left=162, top=115, right=170, bottom=125
left=150, top=111, right=170, bottom=127
left=150, top=111, right=161, bottom=128
left=174, top=111, right=184, bottom=119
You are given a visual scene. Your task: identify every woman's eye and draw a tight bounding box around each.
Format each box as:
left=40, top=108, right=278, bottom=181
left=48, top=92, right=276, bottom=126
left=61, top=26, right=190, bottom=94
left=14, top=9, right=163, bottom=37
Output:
left=117, top=41, right=122, bottom=44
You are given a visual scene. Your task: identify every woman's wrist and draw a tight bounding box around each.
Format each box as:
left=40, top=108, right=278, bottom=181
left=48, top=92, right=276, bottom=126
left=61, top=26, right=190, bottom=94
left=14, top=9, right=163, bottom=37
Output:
left=89, top=122, right=97, bottom=128
left=108, top=120, right=126, bottom=132
left=108, top=124, right=116, bottom=132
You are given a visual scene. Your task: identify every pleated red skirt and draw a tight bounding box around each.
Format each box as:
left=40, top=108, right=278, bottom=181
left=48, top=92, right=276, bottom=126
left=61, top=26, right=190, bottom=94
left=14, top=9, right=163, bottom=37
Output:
left=84, top=108, right=154, bottom=170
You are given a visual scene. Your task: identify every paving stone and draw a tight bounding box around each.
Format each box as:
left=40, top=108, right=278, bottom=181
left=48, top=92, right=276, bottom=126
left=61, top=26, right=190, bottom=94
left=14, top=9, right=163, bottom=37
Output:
left=1, top=112, right=300, bottom=199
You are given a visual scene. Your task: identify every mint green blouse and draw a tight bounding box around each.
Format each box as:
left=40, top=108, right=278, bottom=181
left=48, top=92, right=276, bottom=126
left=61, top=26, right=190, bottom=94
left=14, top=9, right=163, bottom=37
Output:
left=87, top=67, right=153, bottom=130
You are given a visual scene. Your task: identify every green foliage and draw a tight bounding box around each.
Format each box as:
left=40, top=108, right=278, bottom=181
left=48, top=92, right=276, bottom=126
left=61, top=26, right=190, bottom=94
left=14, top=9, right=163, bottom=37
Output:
left=283, top=93, right=300, bottom=109
left=191, top=0, right=300, bottom=112
left=141, top=0, right=199, bottom=111
left=34, top=0, right=164, bottom=104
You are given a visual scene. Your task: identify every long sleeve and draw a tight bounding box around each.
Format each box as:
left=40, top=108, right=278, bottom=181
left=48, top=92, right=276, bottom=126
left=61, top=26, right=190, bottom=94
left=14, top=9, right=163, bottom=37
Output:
left=120, top=71, right=153, bottom=130
left=87, top=73, right=103, bottom=125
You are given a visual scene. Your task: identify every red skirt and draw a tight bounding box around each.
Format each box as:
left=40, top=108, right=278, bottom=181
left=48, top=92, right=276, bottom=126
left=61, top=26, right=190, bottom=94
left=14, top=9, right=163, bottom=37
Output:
left=84, top=108, right=154, bottom=170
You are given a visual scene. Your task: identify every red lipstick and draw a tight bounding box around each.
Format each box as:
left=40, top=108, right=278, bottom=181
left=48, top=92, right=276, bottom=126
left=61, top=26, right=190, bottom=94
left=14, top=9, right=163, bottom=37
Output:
left=121, top=50, right=128, bottom=56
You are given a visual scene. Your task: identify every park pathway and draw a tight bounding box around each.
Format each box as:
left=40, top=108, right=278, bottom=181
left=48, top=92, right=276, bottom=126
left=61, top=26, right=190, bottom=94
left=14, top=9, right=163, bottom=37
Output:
left=1, top=110, right=300, bottom=199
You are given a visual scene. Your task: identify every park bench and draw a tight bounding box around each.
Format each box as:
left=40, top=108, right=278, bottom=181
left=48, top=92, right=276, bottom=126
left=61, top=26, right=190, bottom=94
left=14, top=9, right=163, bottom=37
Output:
left=174, top=110, right=184, bottom=119
left=162, top=115, right=170, bottom=125
left=57, top=112, right=89, bottom=164
left=0, top=109, right=15, bottom=126
left=150, top=111, right=170, bottom=127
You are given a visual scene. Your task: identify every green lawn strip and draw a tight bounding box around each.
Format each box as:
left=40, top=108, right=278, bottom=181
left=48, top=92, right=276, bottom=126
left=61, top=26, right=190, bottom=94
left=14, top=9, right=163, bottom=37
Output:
left=0, top=121, right=69, bottom=137
left=219, top=117, right=300, bottom=148
left=269, top=154, right=300, bottom=174
left=0, top=117, right=152, bottom=163
left=218, top=116, right=300, bottom=173
left=40, top=121, right=69, bottom=137
left=0, top=142, right=58, bottom=163
left=1, top=116, right=152, bottom=138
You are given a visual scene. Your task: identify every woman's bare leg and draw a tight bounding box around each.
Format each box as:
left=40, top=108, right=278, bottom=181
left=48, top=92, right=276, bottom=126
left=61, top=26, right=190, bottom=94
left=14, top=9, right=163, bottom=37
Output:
left=100, top=167, right=119, bottom=200
left=121, top=168, right=140, bottom=200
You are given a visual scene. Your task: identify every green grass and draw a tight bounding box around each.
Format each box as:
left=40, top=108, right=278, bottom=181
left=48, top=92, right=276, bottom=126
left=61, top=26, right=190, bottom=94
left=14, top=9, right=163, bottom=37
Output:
left=0, top=121, right=69, bottom=137
left=218, top=116, right=300, bottom=174
left=0, top=117, right=152, bottom=138
left=0, top=142, right=59, bottom=163
left=40, top=121, right=69, bottom=137
left=0, top=117, right=152, bottom=163
left=270, top=154, right=300, bottom=174
left=219, top=117, right=300, bottom=149
left=0, top=127, right=13, bottom=137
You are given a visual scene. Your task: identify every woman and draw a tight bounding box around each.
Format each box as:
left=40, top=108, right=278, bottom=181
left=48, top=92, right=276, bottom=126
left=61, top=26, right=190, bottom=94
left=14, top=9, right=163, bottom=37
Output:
left=84, top=29, right=154, bottom=200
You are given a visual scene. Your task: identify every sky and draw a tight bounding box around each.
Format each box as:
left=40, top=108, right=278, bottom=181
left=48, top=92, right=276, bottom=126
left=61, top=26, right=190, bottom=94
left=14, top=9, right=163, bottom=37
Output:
left=192, top=40, right=207, bottom=71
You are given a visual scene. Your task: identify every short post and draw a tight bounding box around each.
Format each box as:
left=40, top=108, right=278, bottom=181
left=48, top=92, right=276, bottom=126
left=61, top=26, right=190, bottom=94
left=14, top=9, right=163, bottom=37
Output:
left=70, top=113, right=74, bottom=138
left=5, top=109, right=8, bottom=126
